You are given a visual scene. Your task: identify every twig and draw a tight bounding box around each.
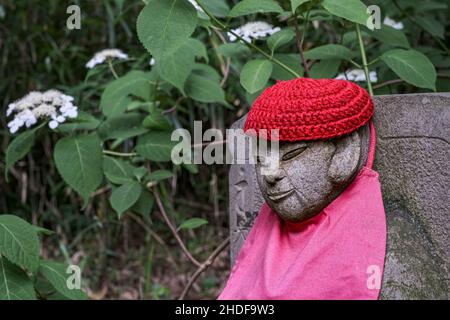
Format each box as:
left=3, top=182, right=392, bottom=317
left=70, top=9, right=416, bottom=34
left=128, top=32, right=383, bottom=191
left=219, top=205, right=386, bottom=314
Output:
left=179, top=236, right=230, bottom=300
left=103, top=150, right=138, bottom=157
left=107, top=58, right=119, bottom=79
left=154, top=190, right=202, bottom=268
left=162, top=96, right=185, bottom=114
left=373, top=74, right=450, bottom=90
left=211, top=29, right=231, bottom=87
left=356, top=24, right=374, bottom=96
left=292, top=13, right=310, bottom=77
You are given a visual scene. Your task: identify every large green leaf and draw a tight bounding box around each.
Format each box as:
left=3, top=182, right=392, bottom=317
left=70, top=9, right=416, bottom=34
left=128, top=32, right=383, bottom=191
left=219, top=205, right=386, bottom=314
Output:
left=310, top=59, right=341, bottom=78
left=304, top=44, right=353, bottom=60
left=381, top=49, right=437, bottom=91
left=136, top=131, right=177, bottom=162
left=54, top=134, right=103, bottom=204
left=0, top=215, right=40, bottom=272
left=240, top=60, right=273, bottom=94
left=321, top=0, right=369, bottom=25
left=271, top=54, right=304, bottom=80
left=57, top=111, right=100, bottom=133
left=228, top=0, right=283, bottom=17
left=185, top=73, right=226, bottom=104
left=5, top=128, right=36, bottom=179
left=156, top=38, right=198, bottom=93
left=39, top=261, right=87, bottom=300
left=137, top=0, right=197, bottom=59
left=103, top=156, right=135, bottom=185
left=98, top=113, right=148, bottom=140
left=369, top=25, right=410, bottom=49
left=101, top=71, right=156, bottom=117
left=109, top=181, right=142, bottom=217
left=267, top=29, right=295, bottom=53
left=0, top=257, right=36, bottom=300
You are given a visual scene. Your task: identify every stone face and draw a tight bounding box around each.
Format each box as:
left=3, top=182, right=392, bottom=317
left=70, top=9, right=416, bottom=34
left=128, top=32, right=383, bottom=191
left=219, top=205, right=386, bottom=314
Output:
left=228, top=93, right=450, bottom=299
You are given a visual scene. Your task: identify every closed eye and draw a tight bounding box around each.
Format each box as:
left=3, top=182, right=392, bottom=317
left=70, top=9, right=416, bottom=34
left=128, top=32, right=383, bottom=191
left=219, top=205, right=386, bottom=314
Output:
left=282, top=146, right=307, bottom=161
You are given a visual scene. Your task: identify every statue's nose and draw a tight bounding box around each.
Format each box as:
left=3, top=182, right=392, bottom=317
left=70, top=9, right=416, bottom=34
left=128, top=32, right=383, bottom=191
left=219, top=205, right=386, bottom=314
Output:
left=263, top=169, right=285, bottom=184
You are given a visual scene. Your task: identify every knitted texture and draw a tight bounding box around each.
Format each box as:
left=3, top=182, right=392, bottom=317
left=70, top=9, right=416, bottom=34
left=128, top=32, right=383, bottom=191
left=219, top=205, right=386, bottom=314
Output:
left=244, top=78, right=374, bottom=141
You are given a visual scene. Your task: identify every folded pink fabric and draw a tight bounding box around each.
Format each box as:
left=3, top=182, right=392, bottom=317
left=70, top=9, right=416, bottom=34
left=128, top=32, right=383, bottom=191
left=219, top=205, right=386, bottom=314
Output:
left=219, top=166, right=387, bottom=300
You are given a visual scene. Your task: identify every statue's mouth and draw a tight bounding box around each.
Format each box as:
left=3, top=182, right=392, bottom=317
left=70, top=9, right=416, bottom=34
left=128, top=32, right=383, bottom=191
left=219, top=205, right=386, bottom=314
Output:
left=267, top=189, right=294, bottom=202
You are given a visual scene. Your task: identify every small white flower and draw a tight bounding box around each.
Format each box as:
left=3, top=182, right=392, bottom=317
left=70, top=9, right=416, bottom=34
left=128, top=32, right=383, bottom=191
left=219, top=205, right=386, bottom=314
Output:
left=383, top=17, right=404, bottom=30
left=188, top=0, right=204, bottom=13
left=335, top=69, right=378, bottom=83
left=85, top=48, right=129, bottom=69
left=6, top=89, right=78, bottom=134
left=228, top=21, right=281, bottom=43
left=149, top=58, right=156, bottom=66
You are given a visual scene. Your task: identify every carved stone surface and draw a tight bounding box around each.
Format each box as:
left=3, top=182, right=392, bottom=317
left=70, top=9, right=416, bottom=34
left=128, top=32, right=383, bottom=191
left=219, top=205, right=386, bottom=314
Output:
left=228, top=93, right=450, bottom=299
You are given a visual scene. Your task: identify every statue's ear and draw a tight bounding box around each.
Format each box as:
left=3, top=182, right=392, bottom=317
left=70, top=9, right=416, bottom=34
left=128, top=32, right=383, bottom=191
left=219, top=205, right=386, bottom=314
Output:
left=328, top=131, right=361, bottom=184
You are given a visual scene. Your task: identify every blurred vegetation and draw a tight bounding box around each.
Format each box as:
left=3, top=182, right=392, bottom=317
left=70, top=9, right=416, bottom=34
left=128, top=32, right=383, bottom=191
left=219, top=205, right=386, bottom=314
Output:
left=0, top=0, right=449, bottom=299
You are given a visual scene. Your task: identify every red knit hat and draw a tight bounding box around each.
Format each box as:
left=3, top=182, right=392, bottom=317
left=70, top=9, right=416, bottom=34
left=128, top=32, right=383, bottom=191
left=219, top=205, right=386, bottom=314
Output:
left=244, top=78, right=374, bottom=141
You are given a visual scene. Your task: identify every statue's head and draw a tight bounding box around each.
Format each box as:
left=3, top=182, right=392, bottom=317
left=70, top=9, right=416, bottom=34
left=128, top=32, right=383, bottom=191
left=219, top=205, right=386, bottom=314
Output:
left=245, top=78, right=374, bottom=223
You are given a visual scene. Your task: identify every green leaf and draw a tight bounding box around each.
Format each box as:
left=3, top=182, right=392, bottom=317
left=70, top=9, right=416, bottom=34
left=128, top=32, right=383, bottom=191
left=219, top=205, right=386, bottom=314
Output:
left=156, top=38, right=197, bottom=94
left=415, top=15, right=445, bottom=39
left=179, top=218, right=208, bottom=230
left=103, top=156, right=135, bottom=185
left=185, top=73, right=226, bottom=104
left=133, top=167, right=148, bottom=181
left=136, top=131, right=177, bottom=162
left=148, top=170, right=173, bottom=182
left=380, top=49, right=437, bottom=91
left=54, top=134, right=103, bottom=204
left=101, top=71, right=156, bottom=117
left=33, top=226, right=54, bottom=236
left=39, top=261, right=87, bottom=300
left=98, top=113, right=148, bottom=140
left=137, top=0, right=197, bottom=59
left=131, top=189, right=155, bottom=218
left=229, top=0, right=283, bottom=17
left=0, top=257, right=36, bottom=300
left=143, top=110, right=172, bottom=131
left=192, top=63, right=222, bottom=83
left=321, top=0, right=369, bottom=25
left=0, top=215, right=40, bottom=272
left=369, top=25, right=410, bottom=49
left=271, top=54, right=304, bottom=80
left=215, top=43, right=251, bottom=58
left=267, top=29, right=295, bottom=53
left=5, top=128, right=36, bottom=179
left=291, top=0, right=311, bottom=12
left=304, top=44, right=353, bottom=60
left=310, top=59, right=341, bottom=78
left=240, top=59, right=273, bottom=94
left=197, top=0, right=229, bottom=17
left=109, top=181, right=142, bottom=217
left=57, top=111, right=100, bottom=133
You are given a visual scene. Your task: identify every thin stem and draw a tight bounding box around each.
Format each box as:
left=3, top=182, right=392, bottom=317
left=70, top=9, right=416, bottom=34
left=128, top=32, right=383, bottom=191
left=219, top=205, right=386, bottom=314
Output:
left=194, top=1, right=301, bottom=78
left=356, top=24, right=374, bottom=96
left=292, top=12, right=310, bottom=77
left=179, top=236, right=230, bottom=300
left=107, top=58, right=119, bottom=79
left=154, top=190, right=202, bottom=268
left=349, top=59, right=362, bottom=69
left=103, top=150, right=137, bottom=157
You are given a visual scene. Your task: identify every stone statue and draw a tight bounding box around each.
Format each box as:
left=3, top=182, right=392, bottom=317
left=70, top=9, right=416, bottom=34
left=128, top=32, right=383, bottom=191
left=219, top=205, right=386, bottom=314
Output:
left=227, top=90, right=450, bottom=299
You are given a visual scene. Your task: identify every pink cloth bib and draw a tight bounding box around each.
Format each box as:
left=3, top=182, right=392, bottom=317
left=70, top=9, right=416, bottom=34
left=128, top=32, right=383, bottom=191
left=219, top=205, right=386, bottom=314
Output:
left=219, top=122, right=386, bottom=300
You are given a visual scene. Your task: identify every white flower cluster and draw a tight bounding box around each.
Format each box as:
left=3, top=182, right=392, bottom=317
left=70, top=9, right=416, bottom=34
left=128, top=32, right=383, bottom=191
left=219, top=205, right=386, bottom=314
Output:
left=85, top=48, right=129, bottom=69
left=228, top=21, right=281, bottom=42
left=7, top=90, right=78, bottom=134
left=383, top=17, right=404, bottom=30
left=335, top=69, right=378, bottom=83
left=188, top=0, right=204, bottom=13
